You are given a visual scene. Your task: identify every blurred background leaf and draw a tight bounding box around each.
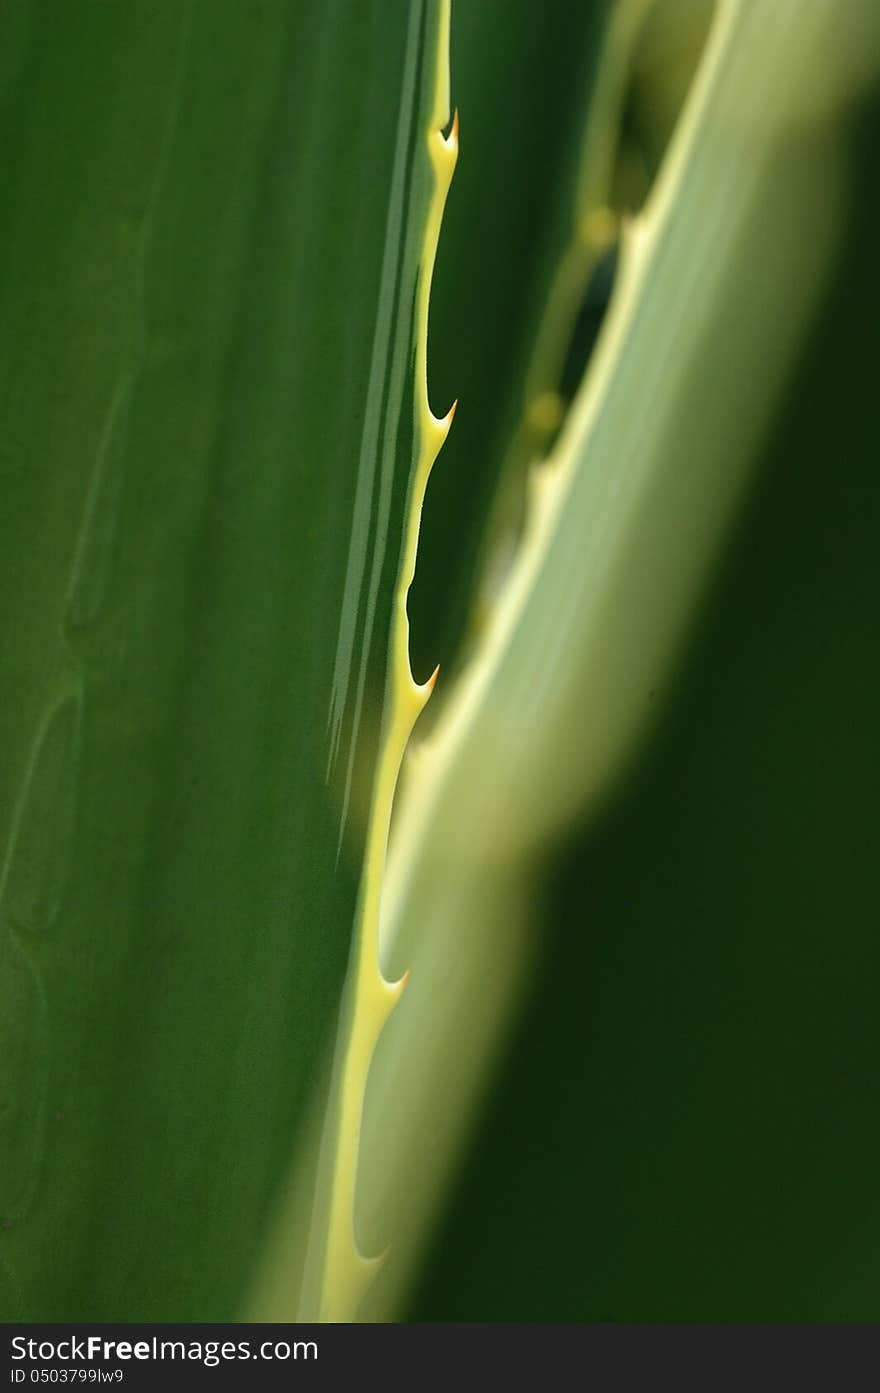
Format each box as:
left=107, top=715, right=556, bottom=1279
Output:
left=411, top=76, right=880, bottom=1322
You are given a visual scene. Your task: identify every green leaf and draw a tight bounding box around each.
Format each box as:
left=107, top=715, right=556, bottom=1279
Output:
left=0, top=0, right=451, bottom=1320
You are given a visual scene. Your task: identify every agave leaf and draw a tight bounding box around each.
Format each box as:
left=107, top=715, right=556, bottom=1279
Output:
left=247, top=0, right=622, bottom=1321
left=0, top=0, right=451, bottom=1320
